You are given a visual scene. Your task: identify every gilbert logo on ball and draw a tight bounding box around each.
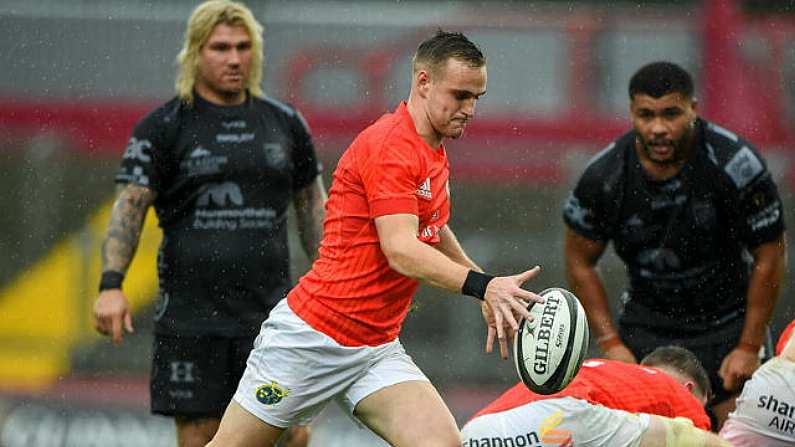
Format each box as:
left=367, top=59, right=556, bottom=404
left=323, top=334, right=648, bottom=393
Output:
left=513, top=288, right=589, bottom=395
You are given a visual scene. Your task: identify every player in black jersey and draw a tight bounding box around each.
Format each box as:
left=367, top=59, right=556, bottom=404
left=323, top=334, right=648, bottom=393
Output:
left=92, top=1, right=324, bottom=446
left=563, top=61, right=786, bottom=429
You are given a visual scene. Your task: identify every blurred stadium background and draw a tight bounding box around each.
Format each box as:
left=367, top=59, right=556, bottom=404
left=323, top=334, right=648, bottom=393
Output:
left=0, top=0, right=793, bottom=445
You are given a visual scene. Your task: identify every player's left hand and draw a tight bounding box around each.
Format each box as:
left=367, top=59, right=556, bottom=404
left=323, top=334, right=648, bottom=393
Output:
left=719, top=347, right=760, bottom=392
left=482, top=266, right=544, bottom=359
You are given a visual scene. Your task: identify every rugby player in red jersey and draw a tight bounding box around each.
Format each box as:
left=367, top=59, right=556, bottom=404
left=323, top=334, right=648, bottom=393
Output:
left=462, top=346, right=729, bottom=446
left=208, top=30, right=545, bottom=447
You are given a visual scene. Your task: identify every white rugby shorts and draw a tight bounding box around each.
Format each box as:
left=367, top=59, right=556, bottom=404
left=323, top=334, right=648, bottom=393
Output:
left=461, top=397, right=650, bottom=447
left=233, top=299, right=429, bottom=428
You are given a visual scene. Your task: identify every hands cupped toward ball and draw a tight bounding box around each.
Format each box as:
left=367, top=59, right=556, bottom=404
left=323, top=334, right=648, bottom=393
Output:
left=481, top=266, right=544, bottom=359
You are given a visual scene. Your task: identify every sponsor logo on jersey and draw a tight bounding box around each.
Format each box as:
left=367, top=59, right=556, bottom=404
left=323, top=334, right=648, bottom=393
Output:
left=725, top=146, right=763, bottom=189
left=650, top=193, right=686, bottom=211
left=216, top=132, right=255, bottom=144
left=181, top=146, right=228, bottom=175
left=691, top=200, right=716, bottom=228
left=221, top=120, right=247, bottom=130
left=264, top=142, right=287, bottom=168
left=117, top=165, right=150, bottom=186
left=416, top=177, right=432, bottom=200
left=193, top=182, right=279, bottom=231
left=190, top=146, right=211, bottom=158
left=255, top=381, right=289, bottom=406
left=463, top=431, right=541, bottom=447
left=758, top=394, right=795, bottom=435
left=123, top=137, right=152, bottom=162
left=540, top=410, right=573, bottom=446
left=748, top=200, right=781, bottom=231
left=637, top=248, right=682, bottom=272
left=197, top=182, right=244, bottom=207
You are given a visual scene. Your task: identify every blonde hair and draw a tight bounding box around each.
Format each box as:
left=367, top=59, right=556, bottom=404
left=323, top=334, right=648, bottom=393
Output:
left=175, top=0, right=264, bottom=104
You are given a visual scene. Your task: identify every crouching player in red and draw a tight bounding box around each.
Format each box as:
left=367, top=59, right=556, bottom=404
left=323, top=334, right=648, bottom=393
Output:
left=462, top=346, right=730, bottom=446
left=719, top=319, right=795, bottom=446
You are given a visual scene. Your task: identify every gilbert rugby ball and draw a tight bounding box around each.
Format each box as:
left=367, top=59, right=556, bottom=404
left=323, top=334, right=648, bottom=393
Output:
left=513, top=287, right=589, bottom=395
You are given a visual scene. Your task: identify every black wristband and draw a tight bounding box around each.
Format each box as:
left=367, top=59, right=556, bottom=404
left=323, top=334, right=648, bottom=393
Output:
left=99, top=271, right=125, bottom=292
left=462, top=270, right=495, bottom=301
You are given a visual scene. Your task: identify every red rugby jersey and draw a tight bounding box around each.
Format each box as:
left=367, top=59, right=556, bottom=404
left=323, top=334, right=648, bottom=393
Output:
left=776, top=319, right=795, bottom=356
left=473, top=359, right=710, bottom=430
left=288, top=102, right=451, bottom=346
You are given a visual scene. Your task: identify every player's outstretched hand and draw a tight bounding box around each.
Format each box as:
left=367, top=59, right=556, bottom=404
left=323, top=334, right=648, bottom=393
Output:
left=719, top=347, right=759, bottom=392
left=482, top=266, right=544, bottom=359
left=93, top=289, right=134, bottom=345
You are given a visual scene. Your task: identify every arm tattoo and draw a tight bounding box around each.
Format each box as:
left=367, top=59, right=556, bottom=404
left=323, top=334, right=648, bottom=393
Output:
left=294, top=178, right=326, bottom=261
left=101, top=184, right=157, bottom=273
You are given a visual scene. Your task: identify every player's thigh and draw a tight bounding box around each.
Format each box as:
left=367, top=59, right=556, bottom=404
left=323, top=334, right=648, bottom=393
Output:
left=342, top=339, right=458, bottom=446
left=354, top=380, right=459, bottom=447
left=230, top=300, right=388, bottom=434
left=207, top=400, right=284, bottom=447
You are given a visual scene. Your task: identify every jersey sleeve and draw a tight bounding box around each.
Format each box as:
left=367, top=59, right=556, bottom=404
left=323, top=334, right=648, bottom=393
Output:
left=289, top=108, right=322, bottom=191
left=776, top=319, right=795, bottom=356
left=724, top=144, right=785, bottom=247
left=114, top=110, right=168, bottom=193
left=361, top=137, right=420, bottom=219
left=563, top=161, right=617, bottom=242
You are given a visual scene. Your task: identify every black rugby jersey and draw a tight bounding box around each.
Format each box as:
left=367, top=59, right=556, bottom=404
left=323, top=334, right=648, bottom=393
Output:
left=563, top=118, right=784, bottom=329
left=116, top=92, right=321, bottom=336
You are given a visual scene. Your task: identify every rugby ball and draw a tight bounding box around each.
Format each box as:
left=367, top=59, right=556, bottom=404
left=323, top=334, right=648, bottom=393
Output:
left=513, top=287, right=589, bottom=395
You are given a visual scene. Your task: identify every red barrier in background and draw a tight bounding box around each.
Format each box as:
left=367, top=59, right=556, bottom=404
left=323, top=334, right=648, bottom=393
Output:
left=1, top=1, right=792, bottom=184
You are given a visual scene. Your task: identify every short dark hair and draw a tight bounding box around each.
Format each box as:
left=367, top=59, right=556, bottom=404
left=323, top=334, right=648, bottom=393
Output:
left=413, top=29, right=485, bottom=75
left=628, top=61, right=694, bottom=100
left=641, top=345, right=712, bottom=401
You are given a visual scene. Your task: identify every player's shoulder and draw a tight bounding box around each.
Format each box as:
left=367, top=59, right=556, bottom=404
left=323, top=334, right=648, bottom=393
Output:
left=357, top=108, right=415, bottom=150
left=700, top=119, right=768, bottom=189
left=252, top=94, right=301, bottom=119
left=135, top=96, right=183, bottom=131
left=575, top=131, right=633, bottom=191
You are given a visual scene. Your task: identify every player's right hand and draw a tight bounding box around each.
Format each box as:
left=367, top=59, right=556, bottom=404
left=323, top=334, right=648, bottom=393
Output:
left=604, top=343, right=638, bottom=364
left=482, top=266, right=544, bottom=359
left=93, top=289, right=134, bottom=345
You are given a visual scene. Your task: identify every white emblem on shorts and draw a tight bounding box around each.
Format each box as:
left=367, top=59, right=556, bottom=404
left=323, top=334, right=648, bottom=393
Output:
left=255, top=382, right=289, bottom=405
